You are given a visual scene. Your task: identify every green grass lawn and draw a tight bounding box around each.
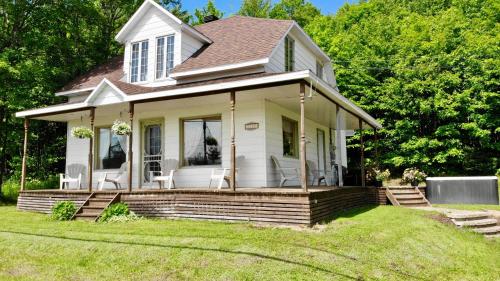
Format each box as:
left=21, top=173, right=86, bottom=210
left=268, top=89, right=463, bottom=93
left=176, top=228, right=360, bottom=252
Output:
left=433, top=204, right=500, bottom=211
left=0, top=206, right=498, bottom=281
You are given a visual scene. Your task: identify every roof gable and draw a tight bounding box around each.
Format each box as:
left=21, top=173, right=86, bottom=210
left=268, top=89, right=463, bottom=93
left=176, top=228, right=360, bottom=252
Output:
left=84, top=79, right=128, bottom=106
left=115, top=0, right=211, bottom=44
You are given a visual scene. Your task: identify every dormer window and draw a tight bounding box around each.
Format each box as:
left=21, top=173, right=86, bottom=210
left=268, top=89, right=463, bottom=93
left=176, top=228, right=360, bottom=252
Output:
left=156, top=34, right=175, bottom=79
left=131, top=40, right=149, bottom=83
left=316, top=61, right=324, bottom=79
left=285, top=35, right=295, bottom=72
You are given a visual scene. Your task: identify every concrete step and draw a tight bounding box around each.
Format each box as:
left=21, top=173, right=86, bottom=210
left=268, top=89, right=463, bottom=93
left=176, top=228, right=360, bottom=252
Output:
left=473, top=225, right=500, bottom=235
left=453, top=218, right=497, bottom=228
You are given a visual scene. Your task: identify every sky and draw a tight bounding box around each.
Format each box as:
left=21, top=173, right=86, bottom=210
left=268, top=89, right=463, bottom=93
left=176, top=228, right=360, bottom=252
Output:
left=182, top=0, right=356, bottom=17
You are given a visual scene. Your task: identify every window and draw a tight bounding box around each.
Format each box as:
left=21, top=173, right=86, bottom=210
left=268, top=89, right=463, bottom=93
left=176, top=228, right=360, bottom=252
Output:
left=96, top=128, right=127, bottom=170
left=130, top=40, right=148, bottom=83
left=182, top=116, right=222, bottom=166
left=282, top=117, right=298, bottom=157
left=155, top=34, right=175, bottom=79
left=316, top=60, right=324, bottom=79
left=284, top=35, right=295, bottom=72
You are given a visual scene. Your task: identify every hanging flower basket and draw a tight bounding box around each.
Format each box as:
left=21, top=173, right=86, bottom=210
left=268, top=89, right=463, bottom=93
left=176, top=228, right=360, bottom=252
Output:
left=71, top=126, right=94, bottom=139
left=111, top=120, right=132, bottom=135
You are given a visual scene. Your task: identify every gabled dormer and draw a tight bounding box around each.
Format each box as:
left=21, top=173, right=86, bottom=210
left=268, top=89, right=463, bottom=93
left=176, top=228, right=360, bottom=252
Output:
left=115, top=0, right=211, bottom=86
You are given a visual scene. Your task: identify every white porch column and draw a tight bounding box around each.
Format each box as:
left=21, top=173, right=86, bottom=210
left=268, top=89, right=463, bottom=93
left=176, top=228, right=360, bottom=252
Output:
left=229, top=91, right=236, bottom=191
left=299, top=82, right=307, bottom=192
left=88, top=107, right=95, bottom=192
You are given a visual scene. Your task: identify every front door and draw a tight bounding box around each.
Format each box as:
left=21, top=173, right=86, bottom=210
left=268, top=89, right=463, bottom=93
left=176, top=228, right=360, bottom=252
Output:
left=142, top=120, right=163, bottom=185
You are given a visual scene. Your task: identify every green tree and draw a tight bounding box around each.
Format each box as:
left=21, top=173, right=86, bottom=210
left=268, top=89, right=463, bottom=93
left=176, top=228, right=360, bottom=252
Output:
left=238, top=0, right=271, bottom=18
left=306, top=0, right=499, bottom=176
left=157, top=0, right=192, bottom=23
left=193, top=0, right=224, bottom=25
left=270, top=0, right=321, bottom=27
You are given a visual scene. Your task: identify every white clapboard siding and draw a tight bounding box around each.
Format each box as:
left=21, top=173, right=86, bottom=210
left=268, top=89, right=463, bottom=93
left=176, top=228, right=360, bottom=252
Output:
left=181, top=32, right=204, bottom=63
left=264, top=100, right=332, bottom=187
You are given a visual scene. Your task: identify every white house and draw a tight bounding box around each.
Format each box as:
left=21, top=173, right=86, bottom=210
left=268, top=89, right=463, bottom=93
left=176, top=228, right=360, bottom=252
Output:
left=16, top=0, right=381, bottom=192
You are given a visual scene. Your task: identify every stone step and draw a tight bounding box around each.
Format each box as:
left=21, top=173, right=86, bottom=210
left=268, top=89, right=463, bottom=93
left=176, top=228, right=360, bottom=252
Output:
left=447, top=212, right=490, bottom=221
left=485, top=233, right=500, bottom=239
left=473, top=225, right=500, bottom=235
left=453, top=218, right=498, bottom=228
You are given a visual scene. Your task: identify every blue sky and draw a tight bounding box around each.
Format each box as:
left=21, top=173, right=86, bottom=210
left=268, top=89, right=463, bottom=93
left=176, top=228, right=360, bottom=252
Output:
left=182, top=0, right=356, bottom=17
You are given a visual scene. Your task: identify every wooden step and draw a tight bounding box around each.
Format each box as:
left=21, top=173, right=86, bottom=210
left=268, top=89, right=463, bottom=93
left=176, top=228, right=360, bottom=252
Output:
left=453, top=219, right=498, bottom=228
left=399, top=199, right=427, bottom=205
left=391, top=190, right=420, bottom=195
left=71, top=192, right=121, bottom=221
left=394, top=194, right=423, bottom=200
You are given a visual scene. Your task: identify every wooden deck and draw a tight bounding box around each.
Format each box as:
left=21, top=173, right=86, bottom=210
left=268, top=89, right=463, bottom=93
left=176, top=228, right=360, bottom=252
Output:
left=17, top=186, right=386, bottom=226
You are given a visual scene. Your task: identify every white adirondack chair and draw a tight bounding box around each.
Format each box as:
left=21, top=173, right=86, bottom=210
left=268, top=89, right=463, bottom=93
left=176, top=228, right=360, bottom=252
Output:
left=59, top=164, right=86, bottom=190
left=208, top=156, right=244, bottom=189
left=271, top=155, right=299, bottom=187
left=98, top=162, right=127, bottom=190
left=306, top=160, right=330, bottom=187
left=149, top=159, right=178, bottom=189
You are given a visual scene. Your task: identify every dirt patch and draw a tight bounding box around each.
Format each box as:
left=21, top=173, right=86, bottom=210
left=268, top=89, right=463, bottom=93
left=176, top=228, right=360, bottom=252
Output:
left=425, top=213, right=454, bottom=226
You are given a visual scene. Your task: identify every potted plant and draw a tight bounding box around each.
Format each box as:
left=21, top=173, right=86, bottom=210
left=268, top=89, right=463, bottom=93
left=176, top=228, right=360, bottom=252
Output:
left=402, top=168, right=427, bottom=186
left=71, top=126, right=94, bottom=139
left=111, top=120, right=132, bottom=135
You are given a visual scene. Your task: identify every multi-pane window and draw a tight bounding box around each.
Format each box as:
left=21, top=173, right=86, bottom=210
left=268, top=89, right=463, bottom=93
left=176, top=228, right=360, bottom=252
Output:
left=316, top=60, right=324, bottom=79
left=131, top=40, right=149, bottom=83
left=284, top=35, right=295, bottom=72
left=183, top=116, right=222, bottom=166
left=282, top=117, right=298, bottom=157
left=156, top=34, right=175, bottom=79
left=96, top=128, right=127, bottom=170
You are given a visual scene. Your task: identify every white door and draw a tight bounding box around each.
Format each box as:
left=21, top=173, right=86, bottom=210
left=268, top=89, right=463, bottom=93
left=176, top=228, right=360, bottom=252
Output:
left=317, top=129, right=326, bottom=173
left=142, top=121, right=163, bottom=185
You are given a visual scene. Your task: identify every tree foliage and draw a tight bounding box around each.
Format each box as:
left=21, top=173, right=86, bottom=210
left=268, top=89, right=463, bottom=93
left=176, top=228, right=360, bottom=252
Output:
left=238, top=0, right=271, bottom=18
left=305, top=0, right=499, bottom=175
left=270, top=0, right=321, bottom=27
left=193, top=0, right=224, bottom=25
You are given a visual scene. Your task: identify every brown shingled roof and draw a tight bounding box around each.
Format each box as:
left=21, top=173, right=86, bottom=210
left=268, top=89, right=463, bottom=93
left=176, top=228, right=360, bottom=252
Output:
left=60, top=56, right=124, bottom=92
left=173, top=16, right=293, bottom=73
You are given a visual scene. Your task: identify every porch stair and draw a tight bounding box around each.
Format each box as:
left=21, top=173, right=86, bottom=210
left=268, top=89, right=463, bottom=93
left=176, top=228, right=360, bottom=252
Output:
left=385, top=186, right=431, bottom=207
left=447, top=212, right=500, bottom=238
left=72, top=192, right=121, bottom=221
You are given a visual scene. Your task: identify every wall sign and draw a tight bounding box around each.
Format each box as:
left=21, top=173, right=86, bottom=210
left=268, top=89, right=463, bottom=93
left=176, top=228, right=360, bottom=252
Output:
left=245, top=122, right=259, bottom=131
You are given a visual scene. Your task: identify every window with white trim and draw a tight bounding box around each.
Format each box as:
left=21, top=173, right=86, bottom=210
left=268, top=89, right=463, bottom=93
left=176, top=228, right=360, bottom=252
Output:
left=156, top=34, right=175, bottom=79
left=284, top=35, right=295, bottom=72
left=130, top=40, right=149, bottom=83
left=316, top=60, right=324, bottom=79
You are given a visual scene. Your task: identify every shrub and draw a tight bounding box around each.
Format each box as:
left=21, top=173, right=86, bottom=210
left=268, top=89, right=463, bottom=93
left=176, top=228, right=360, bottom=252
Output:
left=52, top=201, right=77, bottom=221
left=106, top=212, right=141, bottom=223
left=402, top=168, right=427, bottom=186
left=1, top=176, right=59, bottom=202
left=99, top=203, right=130, bottom=222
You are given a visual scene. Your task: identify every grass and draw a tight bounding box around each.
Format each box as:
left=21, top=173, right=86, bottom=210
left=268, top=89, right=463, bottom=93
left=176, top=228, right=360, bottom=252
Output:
left=433, top=204, right=500, bottom=211
left=0, top=206, right=498, bottom=280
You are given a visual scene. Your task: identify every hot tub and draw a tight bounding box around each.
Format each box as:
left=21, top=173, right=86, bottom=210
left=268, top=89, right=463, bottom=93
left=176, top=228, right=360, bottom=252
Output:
left=426, top=176, right=499, bottom=205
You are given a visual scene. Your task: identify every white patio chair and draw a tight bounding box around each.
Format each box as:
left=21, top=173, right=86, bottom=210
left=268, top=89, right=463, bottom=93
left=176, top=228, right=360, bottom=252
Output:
left=306, top=160, right=328, bottom=186
left=208, top=156, right=244, bottom=189
left=98, top=162, right=127, bottom=190
left=271, top=155, right=299, bottom=187
left=149, top=159, right=178, bottom=189
left=59, top=164, right=86, bottom=190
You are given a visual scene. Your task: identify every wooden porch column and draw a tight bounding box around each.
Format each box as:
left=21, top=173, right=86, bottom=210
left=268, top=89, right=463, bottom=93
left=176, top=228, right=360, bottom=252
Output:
left=128, top=102, right=134, bottom=193
left=88, top=108, right=95, bottom=192
left=20, top=118, right=29, bottom=191
left=359, top=119, right=365, bottom=187
left=299, top=83, right=307, bottom=192
left=229, top=91, right=236, bottom=191
left=335, top=105, right=343, bottom=187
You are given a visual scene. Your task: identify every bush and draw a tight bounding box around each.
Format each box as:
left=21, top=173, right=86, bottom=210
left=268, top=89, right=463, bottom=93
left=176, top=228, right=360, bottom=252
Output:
left=99, top=203, right=130, bottom=222
left=1, top=176, right=59, bottom=202
left=52, top=201, right=77, bottom=221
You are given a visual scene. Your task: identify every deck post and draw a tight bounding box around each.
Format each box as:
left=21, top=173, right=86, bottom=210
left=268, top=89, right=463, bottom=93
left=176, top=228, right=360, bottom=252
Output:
left=88, top=107, right=95, bottom=192
left=230, top=91, right=236, bottom=191
left=128, top=102, right=134, bottom=193
left=20, top=118, right=29, bottom=191
left=299, top=82, right=307, bottom=192
left=359, top=118, right=365, bottom=187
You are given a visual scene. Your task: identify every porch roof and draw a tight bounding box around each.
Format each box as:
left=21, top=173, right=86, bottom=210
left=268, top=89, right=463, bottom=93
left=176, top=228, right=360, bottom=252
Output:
left=15, top=70, right=382, bottom=129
